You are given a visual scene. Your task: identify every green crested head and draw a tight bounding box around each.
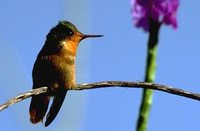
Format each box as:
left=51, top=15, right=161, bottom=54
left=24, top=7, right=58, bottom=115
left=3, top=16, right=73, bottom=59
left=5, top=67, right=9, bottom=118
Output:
left=46, top=20, right=79, bottom=42
left=41, top=20, right=103, bottom=55
left=46, top=20, right=103, bottom=43
left=58, top=21, right=78, bottom=32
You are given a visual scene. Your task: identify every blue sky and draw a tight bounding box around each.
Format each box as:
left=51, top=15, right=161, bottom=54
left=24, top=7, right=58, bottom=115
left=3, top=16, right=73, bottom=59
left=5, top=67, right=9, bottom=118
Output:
left=0, top=0, right=200, bottom=131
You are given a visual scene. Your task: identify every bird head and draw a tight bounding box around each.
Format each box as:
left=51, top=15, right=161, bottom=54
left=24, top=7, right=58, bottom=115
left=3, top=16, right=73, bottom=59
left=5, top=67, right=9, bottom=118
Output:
left=45, top=21, right=103, bottom=54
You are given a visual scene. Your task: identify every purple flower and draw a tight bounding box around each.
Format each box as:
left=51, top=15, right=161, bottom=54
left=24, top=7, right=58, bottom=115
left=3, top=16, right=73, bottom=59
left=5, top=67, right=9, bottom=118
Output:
left=131, top=0, right=179, bottom=31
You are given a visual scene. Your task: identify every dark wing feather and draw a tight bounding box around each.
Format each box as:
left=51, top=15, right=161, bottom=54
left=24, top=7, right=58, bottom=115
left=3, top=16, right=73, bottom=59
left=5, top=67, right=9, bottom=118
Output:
left=29, top=56, right=52, bottom=124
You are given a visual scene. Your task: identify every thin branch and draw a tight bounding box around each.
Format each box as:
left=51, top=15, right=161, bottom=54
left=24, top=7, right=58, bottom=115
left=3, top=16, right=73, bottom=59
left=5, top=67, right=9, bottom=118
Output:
left=0, top=87, right=48, bottom=111
left=1, top=81, right=200, bottom=112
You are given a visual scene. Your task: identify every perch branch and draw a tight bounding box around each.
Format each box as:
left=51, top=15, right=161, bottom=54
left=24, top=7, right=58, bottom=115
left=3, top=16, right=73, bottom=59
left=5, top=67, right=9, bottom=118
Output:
left=1, top=81, right=200, bottom=111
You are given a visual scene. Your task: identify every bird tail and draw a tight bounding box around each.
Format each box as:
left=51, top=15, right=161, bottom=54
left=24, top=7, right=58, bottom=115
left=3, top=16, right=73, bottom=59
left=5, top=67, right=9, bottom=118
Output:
left=29, top=94, right=50, bottom=124
left=45, top=90, right=67, bottom=127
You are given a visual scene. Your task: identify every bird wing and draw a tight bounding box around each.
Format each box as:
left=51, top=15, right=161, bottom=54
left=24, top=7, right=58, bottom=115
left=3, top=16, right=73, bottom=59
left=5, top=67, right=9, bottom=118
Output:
left=29, top=56, right=52, bottom=124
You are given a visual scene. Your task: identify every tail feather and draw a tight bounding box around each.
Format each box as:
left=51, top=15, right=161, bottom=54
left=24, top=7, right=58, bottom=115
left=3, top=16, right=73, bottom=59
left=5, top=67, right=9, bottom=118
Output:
left=29, top=94, right=50, bottom=124
left=45, top=91, right=67, bottom=127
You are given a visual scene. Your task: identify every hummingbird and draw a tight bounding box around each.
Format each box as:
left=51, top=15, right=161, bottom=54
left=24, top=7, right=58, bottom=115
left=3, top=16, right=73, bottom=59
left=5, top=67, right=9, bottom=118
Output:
left=29, top=21, right=102, bottom=127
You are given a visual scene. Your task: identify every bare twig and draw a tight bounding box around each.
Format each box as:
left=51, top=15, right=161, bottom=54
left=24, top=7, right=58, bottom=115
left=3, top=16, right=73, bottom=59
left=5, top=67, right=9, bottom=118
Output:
left=0, top=87, right=48, bottom=111
left=0, top=81, right=200, bottom=111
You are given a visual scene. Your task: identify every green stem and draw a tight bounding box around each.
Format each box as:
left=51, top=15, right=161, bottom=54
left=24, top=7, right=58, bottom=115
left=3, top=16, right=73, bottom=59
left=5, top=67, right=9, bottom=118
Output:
left=136, top=19, right=161, bottom=131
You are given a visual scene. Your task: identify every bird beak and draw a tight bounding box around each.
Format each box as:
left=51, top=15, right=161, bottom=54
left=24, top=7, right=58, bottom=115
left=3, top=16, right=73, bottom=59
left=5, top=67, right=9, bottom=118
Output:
left=81, top=34, right=103, bottom=40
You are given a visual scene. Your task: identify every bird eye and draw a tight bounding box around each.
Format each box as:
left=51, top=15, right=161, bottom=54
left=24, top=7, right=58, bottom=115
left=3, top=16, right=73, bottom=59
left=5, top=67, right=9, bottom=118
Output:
left=66, top=28, right=74, bottom=36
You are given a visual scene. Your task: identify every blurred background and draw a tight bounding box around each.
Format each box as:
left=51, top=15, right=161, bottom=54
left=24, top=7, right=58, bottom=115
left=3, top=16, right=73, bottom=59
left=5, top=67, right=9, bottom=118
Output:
left=0, top=0, right=200, bottom=131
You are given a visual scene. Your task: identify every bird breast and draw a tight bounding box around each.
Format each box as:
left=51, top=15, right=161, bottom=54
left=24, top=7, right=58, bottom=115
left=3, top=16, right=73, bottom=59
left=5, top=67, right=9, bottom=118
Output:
left=50, top=48, right=76, bottom=89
